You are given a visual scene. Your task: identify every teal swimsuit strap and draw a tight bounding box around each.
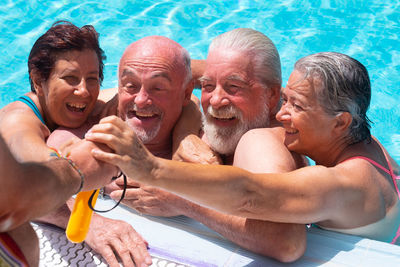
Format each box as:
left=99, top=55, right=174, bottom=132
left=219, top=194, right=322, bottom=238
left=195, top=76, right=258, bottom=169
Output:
left=16, top=95, right=46, bottom=125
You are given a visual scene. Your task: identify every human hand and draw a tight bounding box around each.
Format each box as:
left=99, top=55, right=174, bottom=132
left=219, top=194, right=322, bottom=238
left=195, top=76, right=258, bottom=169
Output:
left=63, top=139, right=118, bottom=191
left=173, top=134, right=222, bottom=165
left=85, top=214, right=152, bottom=267
left=85, top=115, right=157, bottom=182
left=47, top=125, right=118, bottom=191
left=108, top=177, right=184, bottom=217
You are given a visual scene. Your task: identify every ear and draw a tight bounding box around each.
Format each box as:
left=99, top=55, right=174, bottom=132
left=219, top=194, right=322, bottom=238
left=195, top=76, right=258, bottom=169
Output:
left=267, top=85, right=281, bottom=111
left=333, top=112, right=353, bottom=133
left=30, top=70, right=44, bottom=96
left=182, top=80, right=195, bottom=106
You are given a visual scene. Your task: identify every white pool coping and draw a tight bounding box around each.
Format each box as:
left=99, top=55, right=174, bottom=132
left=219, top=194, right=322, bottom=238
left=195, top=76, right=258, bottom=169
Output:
left=33, top=197, right=400, bottom=266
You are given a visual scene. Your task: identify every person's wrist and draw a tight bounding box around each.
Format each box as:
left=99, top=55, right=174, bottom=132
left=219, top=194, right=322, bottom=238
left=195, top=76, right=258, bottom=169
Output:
left=49, top=147, right=84, bottom=194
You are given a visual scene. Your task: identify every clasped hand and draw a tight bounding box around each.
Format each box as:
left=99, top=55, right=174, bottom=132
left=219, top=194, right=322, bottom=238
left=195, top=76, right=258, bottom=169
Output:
left=85, top=115, right=156, bottom=184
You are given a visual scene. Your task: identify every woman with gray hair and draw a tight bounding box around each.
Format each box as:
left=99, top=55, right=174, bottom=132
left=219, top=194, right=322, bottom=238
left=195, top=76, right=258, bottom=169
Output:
left=88, top=52, right=400, bottom=245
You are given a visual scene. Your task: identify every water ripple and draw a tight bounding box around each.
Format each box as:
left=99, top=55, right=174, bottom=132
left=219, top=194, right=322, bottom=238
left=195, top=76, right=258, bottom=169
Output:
left=0, top=0, right=399, bottom=161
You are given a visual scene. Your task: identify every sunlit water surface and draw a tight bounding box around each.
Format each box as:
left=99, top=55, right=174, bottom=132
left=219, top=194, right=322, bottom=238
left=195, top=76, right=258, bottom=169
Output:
left=0, top=0, right=399, bottom=161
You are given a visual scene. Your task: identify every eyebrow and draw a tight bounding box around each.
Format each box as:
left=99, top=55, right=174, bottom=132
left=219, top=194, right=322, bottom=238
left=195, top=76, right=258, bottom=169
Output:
left=60, top=68, right=99, bottom=75
left=199, top=76, right=212, bottom=83
left=150, top=71, right=171, bottom=82
left=121, top=69, right=136, bottom=77
left=88, top=70, right=99, bottom=76
left=226, top=74, right=246, bottom=83
left=59, top=68, right=80, bottom=75
left=199, top=74, right=248, bottom=85
left=282, top=87, right=307, bottom=104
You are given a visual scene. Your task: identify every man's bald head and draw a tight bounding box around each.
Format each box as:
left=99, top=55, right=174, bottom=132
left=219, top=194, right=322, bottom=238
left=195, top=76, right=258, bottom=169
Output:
left=119, top=36, right=191, bottom=89
left=117, top=36, right=193, bottom=150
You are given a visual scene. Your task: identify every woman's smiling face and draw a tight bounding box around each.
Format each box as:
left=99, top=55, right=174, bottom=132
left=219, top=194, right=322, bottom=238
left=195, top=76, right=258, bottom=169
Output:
left=37, top=49, right=100, bottom=129
left=276, top=70, right=337, bottom=156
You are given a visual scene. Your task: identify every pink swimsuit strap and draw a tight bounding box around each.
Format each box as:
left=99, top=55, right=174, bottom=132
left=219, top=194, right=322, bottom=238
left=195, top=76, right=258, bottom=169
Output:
left=345, top=156, right=392, bottom=175
left=343, top=155, right=400, bottom=244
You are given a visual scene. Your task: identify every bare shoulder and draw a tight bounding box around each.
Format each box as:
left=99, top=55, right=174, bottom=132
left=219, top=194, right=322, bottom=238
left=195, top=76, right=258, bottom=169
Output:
left=247, top=127, right=284, bottom=139
left=236, top=128, right=285, bottom=154
left=0, top=100, right=29, bottom=121
left=335, top=157, right=386, bottom=188
left=234, top=128, right=297, bottom=173
left=0, top=100, right=50, bottom=161
left=0, top=100, right=48, bottom=136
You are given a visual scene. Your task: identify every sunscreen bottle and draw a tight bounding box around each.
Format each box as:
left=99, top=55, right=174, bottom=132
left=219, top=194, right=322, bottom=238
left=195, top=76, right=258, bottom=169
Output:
left=66, top=189, right=99, bottom=243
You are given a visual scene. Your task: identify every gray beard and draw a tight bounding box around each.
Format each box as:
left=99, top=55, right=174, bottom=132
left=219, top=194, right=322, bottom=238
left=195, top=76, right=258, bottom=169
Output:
left=203, top=106, right=270, bottom=156
left=132, top=123, right=161, bottom=144
left=123, top=103, right=162, bottom=144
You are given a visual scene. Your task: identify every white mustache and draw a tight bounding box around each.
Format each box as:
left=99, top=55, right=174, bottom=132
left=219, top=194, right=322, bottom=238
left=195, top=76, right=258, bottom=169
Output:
left=128, top=103, right=161, bottom=115
left=206, top=105, right=242, bottom=120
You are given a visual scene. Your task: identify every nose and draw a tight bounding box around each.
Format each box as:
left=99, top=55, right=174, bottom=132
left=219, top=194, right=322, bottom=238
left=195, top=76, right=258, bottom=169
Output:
left=276, top=102, right=291, bottom=122
left=74, top=79, right=90, bottom=97
left=134, top=87, right=152, bottom=108
left=209, top=85, right=230, bottom=109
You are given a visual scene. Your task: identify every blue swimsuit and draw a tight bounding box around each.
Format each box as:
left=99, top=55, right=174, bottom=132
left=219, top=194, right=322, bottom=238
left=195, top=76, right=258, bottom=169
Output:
left=16, top=95, right=45, bottom=125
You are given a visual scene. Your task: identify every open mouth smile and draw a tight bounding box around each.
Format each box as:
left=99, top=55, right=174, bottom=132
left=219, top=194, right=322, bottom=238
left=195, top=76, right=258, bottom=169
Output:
left=66, top=102, right=86, bottom=113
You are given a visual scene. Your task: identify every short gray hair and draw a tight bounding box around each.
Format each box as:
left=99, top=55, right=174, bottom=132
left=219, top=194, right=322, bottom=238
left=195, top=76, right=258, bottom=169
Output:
left=179, top=47, right=192, bottom=89
left=294, top=52, right=372, bottom=144
left=209, top=28, right=281, bottom=89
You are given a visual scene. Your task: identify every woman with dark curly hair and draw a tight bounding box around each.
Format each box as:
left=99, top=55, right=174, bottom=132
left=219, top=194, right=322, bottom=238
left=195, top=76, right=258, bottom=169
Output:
left=0, top=21, right=151, bottom=267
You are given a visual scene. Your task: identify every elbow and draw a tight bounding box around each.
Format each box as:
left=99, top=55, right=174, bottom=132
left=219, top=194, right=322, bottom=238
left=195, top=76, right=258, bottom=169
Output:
left=0, top=215, right=14, bottom=232
left=0, top=212, right=25, bottom=232
left=263, top=224, right=307, bottom=263
left=272, top=235, right=306, bottom=263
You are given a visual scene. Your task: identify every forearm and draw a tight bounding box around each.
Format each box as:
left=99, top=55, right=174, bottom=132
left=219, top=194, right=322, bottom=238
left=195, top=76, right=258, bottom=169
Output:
left=152, top=159, right=260, bottom=216
left=89, top=118, right=325, bottom=222
left=1, top=160, right=80, bottom=231
left=181, top=201, right=305, bottom=262
left=35, top=198, right=75, bottom=229
left=151, top=159, right=336, bottom=223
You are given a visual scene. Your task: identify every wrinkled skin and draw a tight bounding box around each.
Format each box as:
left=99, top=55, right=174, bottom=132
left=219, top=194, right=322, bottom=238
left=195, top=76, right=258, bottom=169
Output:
left=106, top=178, right=185, bottom=217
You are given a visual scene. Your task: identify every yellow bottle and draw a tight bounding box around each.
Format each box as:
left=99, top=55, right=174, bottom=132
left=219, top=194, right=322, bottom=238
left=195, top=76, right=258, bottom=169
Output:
left=66, top=189, right=99, bottom=243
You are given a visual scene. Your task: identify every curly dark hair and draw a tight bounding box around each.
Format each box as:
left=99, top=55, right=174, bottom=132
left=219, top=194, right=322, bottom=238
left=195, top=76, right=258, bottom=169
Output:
left=28, top=20, right=106, bottom=92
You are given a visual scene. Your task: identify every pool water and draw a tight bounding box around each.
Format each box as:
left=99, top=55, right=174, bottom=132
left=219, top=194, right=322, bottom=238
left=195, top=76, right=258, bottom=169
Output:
left=0, top=0, right=399, bottom=162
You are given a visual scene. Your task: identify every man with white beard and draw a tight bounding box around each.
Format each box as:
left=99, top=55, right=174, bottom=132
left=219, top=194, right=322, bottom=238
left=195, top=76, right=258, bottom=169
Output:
left=106, top=29, right=308, bottom=262
left=198, top=28, right=282, bottom=163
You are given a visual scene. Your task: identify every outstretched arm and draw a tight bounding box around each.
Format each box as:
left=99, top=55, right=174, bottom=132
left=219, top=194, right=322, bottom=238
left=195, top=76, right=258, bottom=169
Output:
left=37, top=126, right=152, bottom=267
left=185, top=203, right=306, bottom=263
left=0, top=135, right=81, bottom=231
left=88, top=116, right=376, bottom=228
left=0, top=102, right=113, bottom=231
left=98, top=116, right=305, bottom=261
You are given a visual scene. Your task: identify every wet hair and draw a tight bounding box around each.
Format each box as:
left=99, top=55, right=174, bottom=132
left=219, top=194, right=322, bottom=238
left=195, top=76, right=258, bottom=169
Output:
left=179, top=48, right=192, bottom=89
left=209, top=28, right=282, bottom=89
left=294, top=52, right=372, bottom=144
left=28, top=20, right=106, bottom=92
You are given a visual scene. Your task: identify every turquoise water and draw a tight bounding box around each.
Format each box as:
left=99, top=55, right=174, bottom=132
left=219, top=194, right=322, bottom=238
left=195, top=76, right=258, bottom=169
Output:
left=0, top=0, right=399, bottom=162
